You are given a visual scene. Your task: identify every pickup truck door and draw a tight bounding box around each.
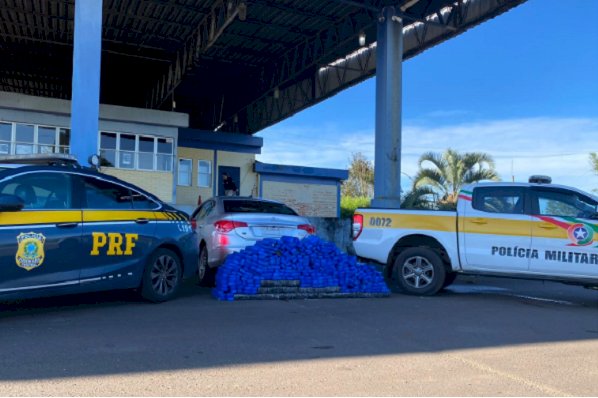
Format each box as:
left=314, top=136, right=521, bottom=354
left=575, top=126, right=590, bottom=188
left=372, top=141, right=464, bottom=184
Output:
left=461, top=186, right=532, bottom=271
left=529, top=187, right=598, bottom=278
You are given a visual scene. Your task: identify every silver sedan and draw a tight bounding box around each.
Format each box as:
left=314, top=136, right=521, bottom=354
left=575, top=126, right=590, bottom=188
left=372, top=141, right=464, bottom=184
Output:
left=190, top=197, right=315, bottom=285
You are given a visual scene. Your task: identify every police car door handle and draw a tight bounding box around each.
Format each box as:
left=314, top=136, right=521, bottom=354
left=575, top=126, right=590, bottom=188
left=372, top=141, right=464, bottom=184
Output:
left=538, top=223, right=557, bottom=229
left=56, top=222, right=78, bottom=228
left=135, top=218, right=149, bottom=224
left=470, top=218, right=488, bottom=225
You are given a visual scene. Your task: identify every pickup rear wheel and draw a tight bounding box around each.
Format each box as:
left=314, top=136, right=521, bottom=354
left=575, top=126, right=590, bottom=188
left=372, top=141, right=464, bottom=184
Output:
left=393, top=247, right=446, bottom=296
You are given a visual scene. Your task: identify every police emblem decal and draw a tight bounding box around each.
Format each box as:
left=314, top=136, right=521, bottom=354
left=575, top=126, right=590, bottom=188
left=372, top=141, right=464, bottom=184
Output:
left=567, top=223, right=593, bottom=246
left=16, top=232, right=46, bottom=271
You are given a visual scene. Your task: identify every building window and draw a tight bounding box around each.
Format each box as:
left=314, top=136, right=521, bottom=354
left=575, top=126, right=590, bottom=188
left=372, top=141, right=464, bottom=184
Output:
left=58, top=128, right=70, bottom=153
left=138, top=136, right=155, bottom=170
left=0, top=122, right=11, bottom=154
left=100, top=132, right=117, bottom=167
left=157, top=138, right=173, bottom=172
left=38, top=126, right=57, bottom=154
left=99, top=132, right=173, bottom=172
left=0, top=121, right=70, bottom=155
left=15, top=124, right=34, bottom=154
left=198, top=160, right=211, bottom=187
left=178, top=159, right=192, bottom=186
left=119, top=134, right=136, bottom=169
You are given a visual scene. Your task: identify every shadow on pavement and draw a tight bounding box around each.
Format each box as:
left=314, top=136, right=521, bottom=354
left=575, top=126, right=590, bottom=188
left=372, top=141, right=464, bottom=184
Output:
left=0, top=277, right=597, bottom=381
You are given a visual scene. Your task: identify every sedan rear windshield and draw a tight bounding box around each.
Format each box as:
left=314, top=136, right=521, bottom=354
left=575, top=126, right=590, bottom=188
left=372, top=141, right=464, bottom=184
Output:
left=223, top=200, right=297, bottom=215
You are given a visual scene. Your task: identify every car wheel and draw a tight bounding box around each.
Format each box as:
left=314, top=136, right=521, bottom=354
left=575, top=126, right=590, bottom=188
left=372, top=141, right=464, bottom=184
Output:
left=393, top=247, right=446, bottom=296
left=198, top=245, right=215, bottom=287
left=141, top=248, right=182, bottom=302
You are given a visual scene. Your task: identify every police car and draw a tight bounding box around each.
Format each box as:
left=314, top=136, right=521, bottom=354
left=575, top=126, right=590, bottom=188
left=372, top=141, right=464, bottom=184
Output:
left=0, top=154, right=198, bottom=303
left=353, top=176, right=598, bottom=295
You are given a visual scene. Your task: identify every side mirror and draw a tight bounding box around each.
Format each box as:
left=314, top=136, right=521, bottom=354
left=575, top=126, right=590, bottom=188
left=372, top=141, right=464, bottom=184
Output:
left=0, top=194, right=25, bottom=212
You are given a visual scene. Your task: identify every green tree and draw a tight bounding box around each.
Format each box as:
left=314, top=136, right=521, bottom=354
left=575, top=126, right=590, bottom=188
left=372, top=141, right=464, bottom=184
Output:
left=590, top=153, right=598, bottom=175
left=340, top=196, right=371, bottom=218
left=413, top=148, right=499, bottom=205
left=342, top=152, right=374, bottom=197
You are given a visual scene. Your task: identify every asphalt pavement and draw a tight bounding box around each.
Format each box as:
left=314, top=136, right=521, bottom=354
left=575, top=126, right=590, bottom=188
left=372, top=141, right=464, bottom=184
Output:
left=0, top=275, right=597, bottom=396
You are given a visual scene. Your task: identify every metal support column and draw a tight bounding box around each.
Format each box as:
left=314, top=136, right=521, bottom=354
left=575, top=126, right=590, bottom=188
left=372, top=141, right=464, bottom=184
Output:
left=371, top=6, right=403, bottom=209
left=69, top=0, right=103, bottom=165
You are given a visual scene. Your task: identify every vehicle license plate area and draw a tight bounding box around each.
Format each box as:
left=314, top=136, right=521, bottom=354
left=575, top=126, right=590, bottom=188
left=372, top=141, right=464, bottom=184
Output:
left=263, top=226, right=282, bottom=236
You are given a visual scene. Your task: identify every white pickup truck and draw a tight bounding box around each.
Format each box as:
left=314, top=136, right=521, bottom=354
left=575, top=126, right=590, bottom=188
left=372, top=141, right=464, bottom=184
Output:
left=352, top=177, right=598, bottom=295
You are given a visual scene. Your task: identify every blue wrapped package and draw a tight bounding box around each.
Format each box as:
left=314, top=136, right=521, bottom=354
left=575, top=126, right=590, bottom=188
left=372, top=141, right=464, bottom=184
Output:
left=213, top=235, right=390, bottom=300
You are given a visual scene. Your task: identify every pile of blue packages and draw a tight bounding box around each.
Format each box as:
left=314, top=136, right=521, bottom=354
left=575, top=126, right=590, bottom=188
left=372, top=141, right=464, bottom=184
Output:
left=212, top=235, right=390, bottom=301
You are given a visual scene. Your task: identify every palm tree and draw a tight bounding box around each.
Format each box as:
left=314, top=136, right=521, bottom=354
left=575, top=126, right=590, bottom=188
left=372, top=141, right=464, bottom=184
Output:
left=401, top=186, right=437, bottom=210
left=412, top=148, right=499, bottom=205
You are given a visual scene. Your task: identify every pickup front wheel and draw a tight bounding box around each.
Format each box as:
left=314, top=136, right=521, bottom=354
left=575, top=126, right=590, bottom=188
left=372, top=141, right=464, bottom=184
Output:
left=393, top=247, right=446, bottom=296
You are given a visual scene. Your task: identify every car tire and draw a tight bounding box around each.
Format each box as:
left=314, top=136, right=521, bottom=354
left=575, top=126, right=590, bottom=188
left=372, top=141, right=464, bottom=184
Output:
left=393, top=247, right=446, bottom=296
left=141, top=248, right=182, bottom=302
left=198, top=245, right=215, bottom=287
left=442, top=272, right=458, bottom=288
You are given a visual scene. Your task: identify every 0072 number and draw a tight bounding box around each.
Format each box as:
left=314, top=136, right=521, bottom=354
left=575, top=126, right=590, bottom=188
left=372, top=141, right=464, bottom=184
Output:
left=369, top=217, right=392, bottom=227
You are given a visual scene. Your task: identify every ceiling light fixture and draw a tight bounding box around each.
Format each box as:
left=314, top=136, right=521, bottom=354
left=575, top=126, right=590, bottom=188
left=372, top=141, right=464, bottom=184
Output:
left=238, top=2, right=247, bottom=21
left=358, top=31, right=366, bottom=47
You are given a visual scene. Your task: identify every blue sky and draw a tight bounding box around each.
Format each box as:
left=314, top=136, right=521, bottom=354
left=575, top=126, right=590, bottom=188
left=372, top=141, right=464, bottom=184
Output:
left=256, top=0, right=598, bottom=193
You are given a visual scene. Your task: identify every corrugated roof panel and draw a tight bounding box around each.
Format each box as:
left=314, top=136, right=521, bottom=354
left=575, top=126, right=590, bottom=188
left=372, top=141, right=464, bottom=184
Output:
left=0, top=0, right=527, bottom=131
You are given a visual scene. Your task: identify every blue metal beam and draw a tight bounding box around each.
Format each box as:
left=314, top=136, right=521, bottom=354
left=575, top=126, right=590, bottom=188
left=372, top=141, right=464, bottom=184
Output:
left=255, top=161, right=348, bottom=181
left=69, top=0, right=103, bottom=166
left=371, top=6, right=403, bottom=209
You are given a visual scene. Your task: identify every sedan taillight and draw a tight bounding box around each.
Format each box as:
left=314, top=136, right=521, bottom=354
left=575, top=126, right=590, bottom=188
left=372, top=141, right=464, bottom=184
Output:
left=214, top=220, right=248, bottom=233
left=190, top=218, right=197, bottom=230
left=352, top=214, right=363, bottom=241
left=298, top=224, right=316, bottom=235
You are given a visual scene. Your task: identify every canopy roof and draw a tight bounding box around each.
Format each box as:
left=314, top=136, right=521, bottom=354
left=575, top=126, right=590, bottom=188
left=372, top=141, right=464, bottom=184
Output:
left=0, top=0, right=526, bottom=133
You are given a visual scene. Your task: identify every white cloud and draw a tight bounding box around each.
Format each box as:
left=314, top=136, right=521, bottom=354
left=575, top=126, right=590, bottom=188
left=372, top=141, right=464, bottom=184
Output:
left=257, top=117, right=598, bottom=193
left=419, top=109, right=475, bottom=119
left=256, top=125, right=375, bottom=169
